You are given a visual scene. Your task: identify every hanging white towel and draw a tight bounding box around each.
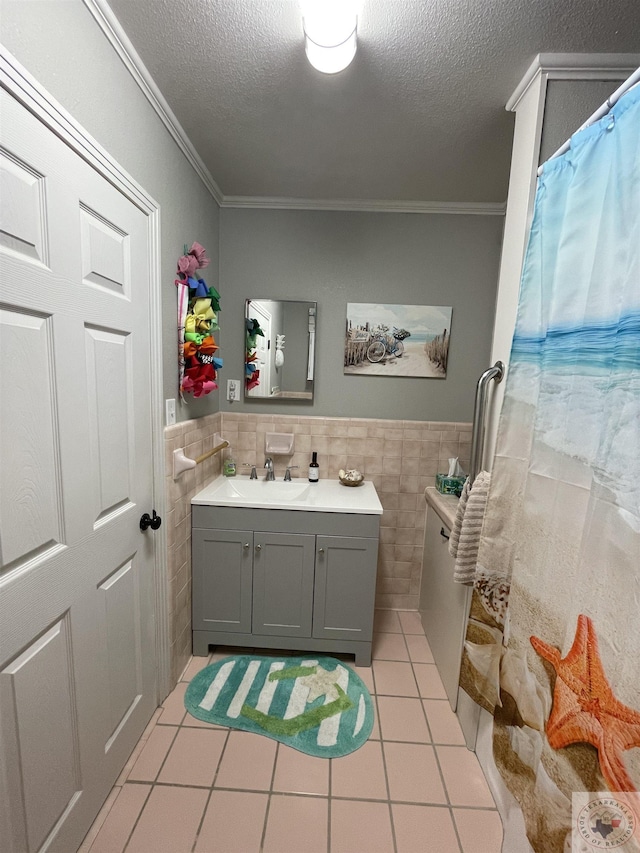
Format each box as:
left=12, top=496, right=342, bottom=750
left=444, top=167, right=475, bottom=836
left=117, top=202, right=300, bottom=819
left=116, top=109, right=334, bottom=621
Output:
left=448, top=476, right=471, bottom=558
left=448, top=471, right=491, bottom=584
left=307, top=329, right=315, bottom=380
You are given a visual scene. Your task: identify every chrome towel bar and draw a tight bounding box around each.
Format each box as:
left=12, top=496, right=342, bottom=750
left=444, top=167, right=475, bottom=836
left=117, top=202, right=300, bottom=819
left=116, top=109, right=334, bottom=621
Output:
left=469, top=361, right=504, bottom=483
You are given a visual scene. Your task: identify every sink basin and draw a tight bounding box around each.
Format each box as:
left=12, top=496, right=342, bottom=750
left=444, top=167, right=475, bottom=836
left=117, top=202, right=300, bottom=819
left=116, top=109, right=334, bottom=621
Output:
left=192, top=475, right=383, bottom=514
left=213, top=478, right=311, bottom=503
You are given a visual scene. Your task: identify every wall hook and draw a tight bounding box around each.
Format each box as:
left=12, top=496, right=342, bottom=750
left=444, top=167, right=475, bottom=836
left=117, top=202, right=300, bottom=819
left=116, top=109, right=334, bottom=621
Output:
left=173, top=433, right=230, bottom=479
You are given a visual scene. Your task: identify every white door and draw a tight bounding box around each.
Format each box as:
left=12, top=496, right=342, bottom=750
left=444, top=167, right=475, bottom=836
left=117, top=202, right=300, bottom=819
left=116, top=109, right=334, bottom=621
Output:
left=0, top=87, right=157, bottom=853
left=247, top=300, right=272, bottom=397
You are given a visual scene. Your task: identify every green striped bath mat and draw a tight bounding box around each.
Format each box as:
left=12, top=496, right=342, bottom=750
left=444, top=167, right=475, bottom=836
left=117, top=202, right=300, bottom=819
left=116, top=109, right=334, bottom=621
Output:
left=184, top=655, right=374, bottom=758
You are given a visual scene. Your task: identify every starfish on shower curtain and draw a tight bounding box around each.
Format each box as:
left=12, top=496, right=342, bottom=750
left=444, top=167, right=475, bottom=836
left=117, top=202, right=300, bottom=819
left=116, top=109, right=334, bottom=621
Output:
left=531, top=614, right=640, bottom=794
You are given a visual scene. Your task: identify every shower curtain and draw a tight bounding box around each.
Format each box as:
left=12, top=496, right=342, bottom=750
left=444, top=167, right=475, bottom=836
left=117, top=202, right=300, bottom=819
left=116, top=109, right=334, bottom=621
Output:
left=459, top=85, right=640, bottom=852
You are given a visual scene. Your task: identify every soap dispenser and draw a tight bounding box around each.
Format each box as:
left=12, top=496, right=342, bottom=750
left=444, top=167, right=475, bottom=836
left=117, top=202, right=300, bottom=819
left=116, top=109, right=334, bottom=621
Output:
left=223, top=450, right=236, bottom=477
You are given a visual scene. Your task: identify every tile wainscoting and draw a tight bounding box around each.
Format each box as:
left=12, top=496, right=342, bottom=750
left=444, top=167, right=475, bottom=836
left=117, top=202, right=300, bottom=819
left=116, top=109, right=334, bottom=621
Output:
left=164, top=412, right=471, bottom=684
left=164, top=413, right=223, bottom=684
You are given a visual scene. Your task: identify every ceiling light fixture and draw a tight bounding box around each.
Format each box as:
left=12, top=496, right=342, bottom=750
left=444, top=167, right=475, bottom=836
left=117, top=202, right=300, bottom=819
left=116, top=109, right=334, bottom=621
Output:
left=302, top=0, right=357, bottom=75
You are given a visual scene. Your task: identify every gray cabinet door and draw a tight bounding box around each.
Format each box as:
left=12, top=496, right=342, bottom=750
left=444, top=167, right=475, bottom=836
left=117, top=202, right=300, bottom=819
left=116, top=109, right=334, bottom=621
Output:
left=252, top=532, right=315, bottom=638
left=418, top=509, right=472, bottom=710
left=312, top=536, right=378, bottom=642
left=192, top=528, right=253, bottom=633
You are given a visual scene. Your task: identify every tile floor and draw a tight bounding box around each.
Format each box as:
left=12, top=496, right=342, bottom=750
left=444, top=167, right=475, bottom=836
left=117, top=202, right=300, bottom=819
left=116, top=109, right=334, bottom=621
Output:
left=79, top=610, right=503, bottom=853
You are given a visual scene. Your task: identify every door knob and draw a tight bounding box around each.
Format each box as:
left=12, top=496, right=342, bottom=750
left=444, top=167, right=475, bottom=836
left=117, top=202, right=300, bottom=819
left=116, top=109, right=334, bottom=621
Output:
left=255, top=544, right=262, bottom=552
left=140, top=510, right=162, bottom=531
left=243, top=543, right=250, bottom=550
left=318, top=548, right=325, bottom=554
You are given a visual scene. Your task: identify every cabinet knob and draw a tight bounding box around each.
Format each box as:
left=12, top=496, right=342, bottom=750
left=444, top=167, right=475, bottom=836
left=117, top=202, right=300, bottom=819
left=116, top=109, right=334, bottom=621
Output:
left=243, top=543, right=250, bottom=550
left=318, top=548, right=325, bottom=554
left=255, top=544, right=262, bottom=552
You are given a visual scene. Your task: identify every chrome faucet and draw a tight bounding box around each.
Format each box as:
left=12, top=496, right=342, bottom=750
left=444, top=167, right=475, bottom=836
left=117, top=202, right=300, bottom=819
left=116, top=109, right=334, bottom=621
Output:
left=264, top=457, right=275, bottom=481
left=284, top=465, right=299, bottom=481
left=243, top=463, right=258, bottom=480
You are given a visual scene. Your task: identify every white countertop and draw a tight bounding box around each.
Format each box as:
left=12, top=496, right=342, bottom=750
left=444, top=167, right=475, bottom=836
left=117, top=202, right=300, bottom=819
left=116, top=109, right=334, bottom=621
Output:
left=192, top=475, right=383, bottom=515
left=424, top=486, right=459, bottom=529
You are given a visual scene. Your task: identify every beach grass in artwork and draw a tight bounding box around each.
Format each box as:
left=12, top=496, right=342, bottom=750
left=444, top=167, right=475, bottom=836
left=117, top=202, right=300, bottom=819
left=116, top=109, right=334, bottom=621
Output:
left=344, top=303, right=452, bottom=378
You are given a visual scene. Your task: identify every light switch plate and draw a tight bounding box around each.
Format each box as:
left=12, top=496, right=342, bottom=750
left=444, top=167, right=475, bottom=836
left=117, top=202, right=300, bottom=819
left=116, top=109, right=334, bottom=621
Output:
left=165, top=398, right=176, bottom=426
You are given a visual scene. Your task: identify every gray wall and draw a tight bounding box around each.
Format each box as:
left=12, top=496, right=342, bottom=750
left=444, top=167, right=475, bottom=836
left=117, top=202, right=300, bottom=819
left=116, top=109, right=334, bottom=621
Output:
left=220, top=209, right=503, bottom=422
left=1, top=0, right=221, bottom=422
left=539, top=80, right=618, bottom=165
left=2, top=1, right=504, bottom=426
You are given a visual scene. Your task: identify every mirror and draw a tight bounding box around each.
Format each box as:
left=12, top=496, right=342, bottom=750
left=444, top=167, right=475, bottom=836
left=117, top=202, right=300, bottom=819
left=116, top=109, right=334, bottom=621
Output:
left=245, top=299, right=316, bottom=400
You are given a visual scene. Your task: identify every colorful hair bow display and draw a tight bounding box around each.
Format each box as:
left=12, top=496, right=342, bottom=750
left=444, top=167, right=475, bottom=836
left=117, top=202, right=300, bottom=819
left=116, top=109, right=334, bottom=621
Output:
left=175, top=242, right=222, bottom=399
left=245, top=315, right=264, bottom=392
left=183, top=362, right=217, bottom=397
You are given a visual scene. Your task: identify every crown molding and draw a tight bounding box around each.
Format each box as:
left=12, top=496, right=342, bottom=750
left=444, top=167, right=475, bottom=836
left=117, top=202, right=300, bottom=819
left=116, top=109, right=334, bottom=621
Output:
left=74, top=9, right=640, bottom=210
left=220, top=196, right=506, bottom=215
left=83, top=0, right=224, bottom=204
left=507, top=52, right=640, bottom=112
left=0, top=44, right=158, bottom=215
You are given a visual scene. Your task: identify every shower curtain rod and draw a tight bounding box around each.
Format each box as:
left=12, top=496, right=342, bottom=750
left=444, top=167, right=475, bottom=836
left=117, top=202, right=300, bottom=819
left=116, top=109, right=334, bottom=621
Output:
left=538, top=65, right=640, bottom=176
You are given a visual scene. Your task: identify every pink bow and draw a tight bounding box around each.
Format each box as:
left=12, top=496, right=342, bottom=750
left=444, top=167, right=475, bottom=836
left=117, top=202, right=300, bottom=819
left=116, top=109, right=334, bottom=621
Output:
left=177, top=242, right=210, bottom=278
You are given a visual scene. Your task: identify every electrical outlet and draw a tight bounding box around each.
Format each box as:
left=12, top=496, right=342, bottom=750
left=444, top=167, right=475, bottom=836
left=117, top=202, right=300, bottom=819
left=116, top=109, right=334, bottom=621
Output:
left=165, top=398, right=176, bottom=426
left=227, top=379, right=240, bottom=402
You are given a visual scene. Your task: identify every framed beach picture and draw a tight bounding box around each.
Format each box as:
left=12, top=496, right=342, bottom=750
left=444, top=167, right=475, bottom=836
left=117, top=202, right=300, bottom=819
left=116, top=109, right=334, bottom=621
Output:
left=344, top=303, right=452, bottom=378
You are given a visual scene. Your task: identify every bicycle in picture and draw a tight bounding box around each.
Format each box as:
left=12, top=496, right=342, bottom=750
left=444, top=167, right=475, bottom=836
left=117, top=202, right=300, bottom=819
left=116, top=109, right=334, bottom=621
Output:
left=366, top=325, right=411, bottom=363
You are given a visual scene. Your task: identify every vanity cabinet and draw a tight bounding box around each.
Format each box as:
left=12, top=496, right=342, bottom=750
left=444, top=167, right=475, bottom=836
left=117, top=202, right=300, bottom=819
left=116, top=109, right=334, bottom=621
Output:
left=191, top=505, right=380, bottom=665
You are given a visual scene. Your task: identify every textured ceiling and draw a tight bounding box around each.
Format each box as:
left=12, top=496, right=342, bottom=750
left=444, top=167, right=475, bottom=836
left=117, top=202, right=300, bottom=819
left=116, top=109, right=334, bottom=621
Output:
left=107, top=0, right=640, bottom=204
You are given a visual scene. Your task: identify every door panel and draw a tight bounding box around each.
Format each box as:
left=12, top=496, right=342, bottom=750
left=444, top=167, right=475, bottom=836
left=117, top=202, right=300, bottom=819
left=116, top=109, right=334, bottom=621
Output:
left=0, top=88, right=157, bottom=852
left=0, top=618, right=80, bottom=853
left=0, top=148, right=48, bottom=265
left=99, top=559, right=143, bottom=745
left=0, top=307, right=63, bottom=567
left=192, top=528, right=253, bottom=633
left=85, top=325, right=133, bottom=524
left=252, top=532, right=315, bottom=637
left=312, top=536, right=378, bottom=642
left=79, top=202, right=130, bottom=297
